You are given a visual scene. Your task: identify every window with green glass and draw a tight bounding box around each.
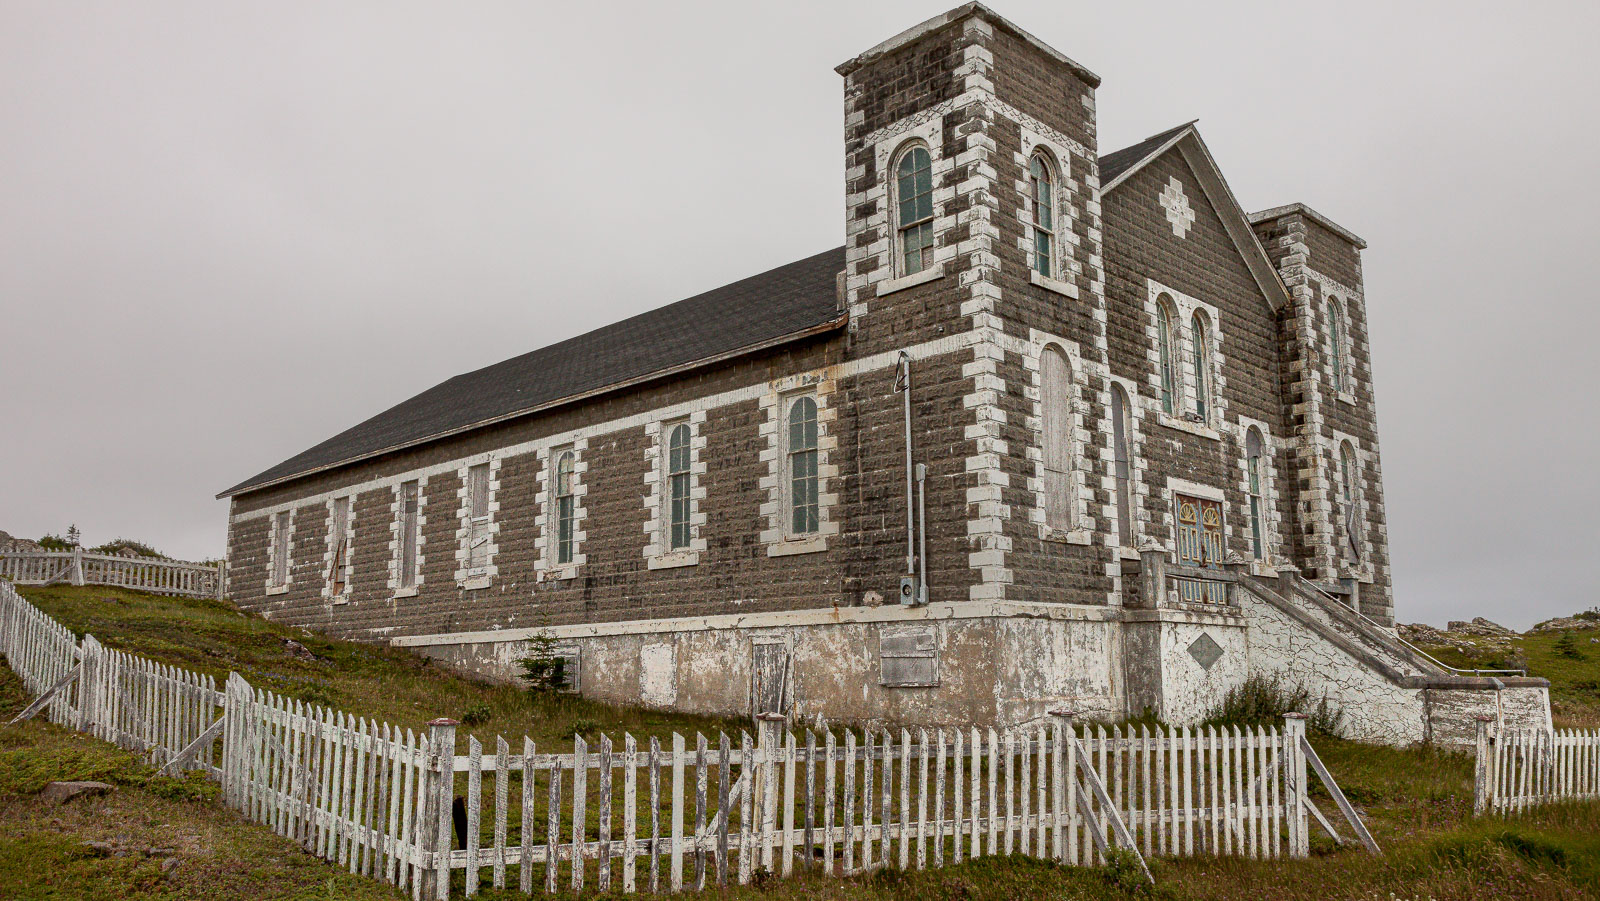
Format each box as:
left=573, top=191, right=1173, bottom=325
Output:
left=1191, top=312, right=1211, bottom=423
left=554, top=451, right=576, bottom=565
left=1157, top=298, right=1180, bottom=415
left=667, top=423, right=692, bottom=550
left=1246, top=428, right=1265, bottom=560
left=1030, top=153, right=1055, bottom=277
left=895, top=145, right=934, bottom=276
left=787, top=396, right=819, bottom=535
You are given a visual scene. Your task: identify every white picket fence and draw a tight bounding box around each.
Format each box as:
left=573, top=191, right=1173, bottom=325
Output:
left=2, top=578, right=1380, bottom=898
left=1474, top=719, right=1600, bottom=815
left=1, top=546, right=223, bottom=599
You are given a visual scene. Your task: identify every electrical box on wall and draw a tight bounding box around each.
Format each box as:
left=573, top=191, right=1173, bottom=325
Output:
left=899, top=574, right=924, bottom=607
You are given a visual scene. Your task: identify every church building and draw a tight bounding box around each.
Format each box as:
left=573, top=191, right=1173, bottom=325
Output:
left=220, top=4, right=1548, bottom=746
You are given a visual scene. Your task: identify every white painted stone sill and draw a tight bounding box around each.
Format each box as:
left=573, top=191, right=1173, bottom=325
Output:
left=459, top=576, right=491, bottom=591
left=1336, top=391, right=1357, bottom=406
left=874, top=264, right=945, bottom=297
left=1116, top=546, right=1141, bottom=561
left=768, top=536, right=828, bottom=557
left=265, top=585, right=288, bottom=596
left=331, top=593, right=350, bottom=606
left=541, top=565, right=580, bottom=584
left=1041, top=528, right=1094, bottom=546
left=1155, top=413, right=1221, bottom=442
left=1030, top=270, right=1079, bottom=298
left=391, top=586, right=420, bottom=600
left=647, top=551, right=700, bottom=570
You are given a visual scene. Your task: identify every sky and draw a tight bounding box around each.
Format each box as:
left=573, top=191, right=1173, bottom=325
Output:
left=1, top=1, right=1595, bottom=629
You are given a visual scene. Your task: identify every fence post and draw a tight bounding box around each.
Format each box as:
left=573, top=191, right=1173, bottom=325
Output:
left=422, top=718, right=458, bottom=901
left=1473, top=715, right=1494, bottom=816
left=1282, top=714, right=1308, bottom=858
left=70, top=545, right=85, bottom=586
left=1138, top=543, right=1167, bottom=608
left=76, top=634, right=101, bottom=734
left=215, top=560, right=227, bottom=601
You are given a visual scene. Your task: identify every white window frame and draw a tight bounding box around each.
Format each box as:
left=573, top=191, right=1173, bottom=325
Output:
left=1027, top=332, right=1092, bottom=545
left=890, top=140, right=937, bottom=279
left=322, top=494, right=354, bottom=604
left=1324, top=294, right=1355, bottom=404
left=1017, top=130, right=1079, bottom=299
left=1144, top=279, right=1225, bottom=441
left=643, top=415, right=706, bottom=570
left=266, top=508, right=294, bottom=595
left=865, top=116, right=949, bottom=304
left=1106, top=376, right=1145, bottom=555
left=388, top=477, right=426, bottom=599
left=1327, top=429, right=1374, bottom=582
left=1234, top=417, right=1281, bottom=575
left=455, top=459, right=499, bottom=590
left=760, top=374, right=838, bottom=557
left=536, top=441, right=587, bottom=582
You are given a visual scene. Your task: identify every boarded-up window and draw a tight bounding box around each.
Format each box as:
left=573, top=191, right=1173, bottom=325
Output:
left=398, top=480, right=420, bottom=589
left=466, top=464, right=491, bottom=577
left=880, top=628, right=938, bottom=687
left=270, top=510, right=291, bottom=587
left=1340, top=442, right=1361, bottom=561
left=750, top=642, right=790, bottom=718
left=1040, top=346, right=1074, bottom=531
left=1111, top=383, right=1134, bottom=547
left=328, top=496, right=351, bottom=597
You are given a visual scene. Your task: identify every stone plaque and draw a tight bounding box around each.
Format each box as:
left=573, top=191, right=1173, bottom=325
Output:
left=1187, top=632, right=1224, bottom=672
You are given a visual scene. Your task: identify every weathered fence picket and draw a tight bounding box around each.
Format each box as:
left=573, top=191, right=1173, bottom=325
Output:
left=1, top=547, right=223, bottom=599
left=1476, top=717, right=1600, bottom=816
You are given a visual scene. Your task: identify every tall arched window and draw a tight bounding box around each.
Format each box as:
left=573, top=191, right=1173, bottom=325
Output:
left=666, top=423, right=692, bottom=550
left=1040, top=346, right=1074, bottom=531
left=787, top=396, right=819, bottom=535
left=1245, top=428, right=1265, bottom=561
left=894, top=145, right=935, bottom=276
left=1327, top=299, right=1346, bottom=394
left=1339, top=441, right=1361, bottom=561
left=554, top=451, right=576, bottom=565
left=1111, top=383, right=1135, bottom=546
left=1029, top=152, right=1056, bottom=278
left=1156, top=297, right=1181, bottom=415
left=1191, top=312, right=1212, bottom=423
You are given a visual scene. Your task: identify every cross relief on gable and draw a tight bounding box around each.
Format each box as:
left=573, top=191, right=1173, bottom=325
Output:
left=1159, top=176, right=1196, bottom=239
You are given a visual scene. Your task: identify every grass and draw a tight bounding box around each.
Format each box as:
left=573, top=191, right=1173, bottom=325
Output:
left=4, top=585, right=1600, bottom=899
left=1410, top=623, right=1600, bottom=729
left=13, top=585, right=743, bottom=752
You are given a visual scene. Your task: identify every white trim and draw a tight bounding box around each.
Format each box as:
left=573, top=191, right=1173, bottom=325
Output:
left=455, top=457, right=500, bottom=588
left=321, top=494, right=355, bottom=604
left=875, top=264, right=945, bottom=296
left=537, top=442, right=587, bottom=582
left=1162, top=476, right=1227, bottom=560
left=265, top=508, right=294, bottom=593
left=1144, top=279, right=1227, bottom=434
left=386, top=476, right=427, bottom=598
left=761, top=378, right=839, bottom=554
left=1235, top=416, right=1282, bottom=574
left=1103, top=374, right=1148, bottom=555
left=1025, top=331, right=1092, bottom=543
left=643, top=414, right=707, bottom=567
left=1099, top=125, right=1193, bottom=193
left=1328, top=429, right=1374, bottom=581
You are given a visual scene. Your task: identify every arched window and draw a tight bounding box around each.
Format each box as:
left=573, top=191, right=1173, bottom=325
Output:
left=1191, top=312, right=1212, bottom=423
left=787, top=396, right=819, bottom=535
left=1110, top=383, right=1135, bottom=546
left=1339, top=441, right=1361, bottom=561
left=894, top=145, right=935, bottom=276
left=1327, top=299, right=1346, bottom=394
left=1156, top=297, right=1181, bottom=415
left=1245, top=428, right=1265, bottom=561
left=667, top=424, right=692, bottom=550
left=554, top=451, right=576, bottom=565
left=1040, top=346, right=1074, bottom=531
left=1029, top=152, right=1056, bottom=278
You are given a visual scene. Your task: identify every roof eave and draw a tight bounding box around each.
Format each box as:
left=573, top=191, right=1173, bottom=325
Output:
left=217, top=312, right=850, bottom=501
left=1248, top=202, right=1368, bottom=250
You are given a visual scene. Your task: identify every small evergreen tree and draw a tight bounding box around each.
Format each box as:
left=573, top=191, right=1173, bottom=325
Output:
left=517, top=628, right=570, bottom=697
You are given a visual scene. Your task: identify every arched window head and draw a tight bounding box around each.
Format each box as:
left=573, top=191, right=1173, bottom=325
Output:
left=1029, top=152, right=1056, bottom=278
left=554, top=451, right=576, bottom=565
left=1190, top=312, right=1212, bottom=424
left=667, top=424, right=692, bottom=550
left=1339, top=441, right=1361, bottom=561
left=1245, top=428, right=1265, bottom=561
left=1156, top=297, right=1181, bottom=415
left=1327, top=299, right=1346, bottom=394
left=1110, top=382, right=1135, bottom=546
left=894, top=145, right=935, bottom=276
left=1040, top=346, right=1075, bottom=531
left=787, top=396, right=819, bottom=535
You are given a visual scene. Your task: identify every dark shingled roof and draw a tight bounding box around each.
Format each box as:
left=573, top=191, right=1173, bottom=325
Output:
left=224, top=126, right=1202, bottom=499
left=1097, top=121, right=1195, bottom=186
left=221, top=247, right=847, bottom=497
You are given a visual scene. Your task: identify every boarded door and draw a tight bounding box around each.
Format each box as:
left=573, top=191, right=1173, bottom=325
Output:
left=750, top=642, right=791, bottom=719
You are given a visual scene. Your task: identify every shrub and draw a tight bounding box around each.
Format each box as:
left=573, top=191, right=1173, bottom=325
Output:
left=1554, top=633, right=1585, bottom=661
left=37, top=534, right=72, bottom=551
left=88, top=538, right=164, bottom=558
left=460, top=702, right=493, bottom=727
left=1203, top=673, right=1343, bottom=737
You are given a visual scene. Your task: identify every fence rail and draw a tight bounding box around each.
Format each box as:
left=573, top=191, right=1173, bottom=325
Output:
left=1, top=578, right=1382, bottom=898
left=1475, top=719, right=1600, bottom=815
left=0, top=547, right=223, bottom=599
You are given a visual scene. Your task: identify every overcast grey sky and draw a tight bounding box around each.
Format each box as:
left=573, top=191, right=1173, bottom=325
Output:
left=1, top=1, right=1595, bottom=628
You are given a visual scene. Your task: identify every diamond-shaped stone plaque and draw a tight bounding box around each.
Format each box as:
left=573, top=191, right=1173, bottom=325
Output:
left=1187, top=632, right=1224, bottom=671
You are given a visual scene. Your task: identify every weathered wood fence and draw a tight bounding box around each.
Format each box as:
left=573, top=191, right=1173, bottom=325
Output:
left=0, top=546, right=223, bottom=599
left=2, top=578, right=1380, bottom=898
left=1474, top=717, right=1600, bottom=815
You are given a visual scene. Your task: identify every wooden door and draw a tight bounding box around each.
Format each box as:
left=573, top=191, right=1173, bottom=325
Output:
left=1175, top=493, right=1226, bottom=603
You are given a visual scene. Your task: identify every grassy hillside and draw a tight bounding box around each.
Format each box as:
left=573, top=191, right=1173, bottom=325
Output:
left=4, top=585, right=1600, bottom=900
left=1409, top=622, right=1600, bottom=729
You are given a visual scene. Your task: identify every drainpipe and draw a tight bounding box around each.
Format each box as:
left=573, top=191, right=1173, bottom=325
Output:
left=916, top=463, right=928, bottom=605
left=898, top=351, right=915, bottom=582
